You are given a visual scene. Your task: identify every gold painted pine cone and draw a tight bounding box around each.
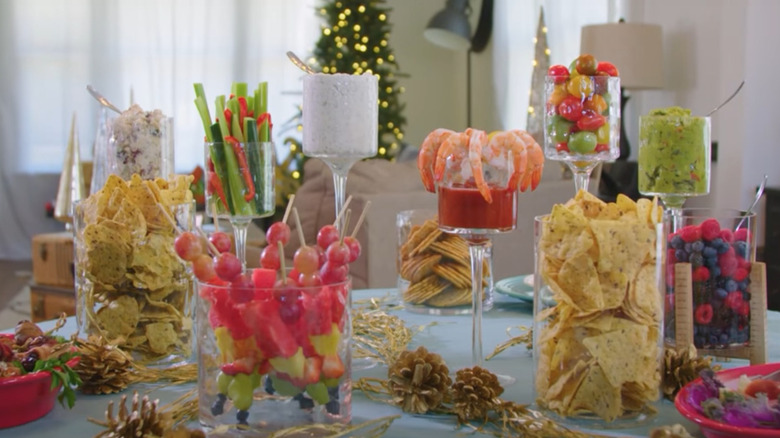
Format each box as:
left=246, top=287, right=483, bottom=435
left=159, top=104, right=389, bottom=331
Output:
left=388, top=346, right=452, bottom=414
left=661, top=345, right=714, bottom=401
left=91, top=392, right=172, bottom=438
left=75, top=335, right=134, bottom=395
left=451, top=366, right=504, bottom=422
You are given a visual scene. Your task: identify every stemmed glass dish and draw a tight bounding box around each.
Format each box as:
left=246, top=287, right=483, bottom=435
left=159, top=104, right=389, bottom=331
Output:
left=638, top=109, right=711, bottom=224
left=302, top=73, right=378, bottom=231
left=204, top=140, right=275, bottom=268
left=543, top=75, right=621, bottom=193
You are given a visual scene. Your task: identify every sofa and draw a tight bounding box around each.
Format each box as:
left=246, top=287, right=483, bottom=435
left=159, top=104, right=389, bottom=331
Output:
left=287, top=156, right=601, bottom=290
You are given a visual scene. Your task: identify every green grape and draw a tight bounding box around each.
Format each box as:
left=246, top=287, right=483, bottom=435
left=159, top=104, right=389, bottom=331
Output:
left=306, top=382, right=330, bottom=405
left=547, top=115, right=573, bottom=143
left=217, top=371, right=233, bottom=394
left=568, top=131, right=598, bottom=154
left=227, top=373, right=254, bottom=411
left=270, top=374, right=303, bottom=397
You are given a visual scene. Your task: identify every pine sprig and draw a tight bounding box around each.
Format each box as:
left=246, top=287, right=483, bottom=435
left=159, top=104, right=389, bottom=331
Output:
left=31, top=351, right=83, bottom=409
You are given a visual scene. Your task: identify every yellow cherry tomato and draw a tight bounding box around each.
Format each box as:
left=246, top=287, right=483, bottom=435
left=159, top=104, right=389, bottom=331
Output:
left=584, top=94, right=607, bottom=114
left=547, top=84, right=569, bottom=110
left=566, top=76, right=594, bottom=99
left=596, top=123, right=610, bottom=144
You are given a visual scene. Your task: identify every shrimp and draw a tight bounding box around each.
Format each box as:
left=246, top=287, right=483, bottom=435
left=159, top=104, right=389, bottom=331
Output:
left=483, top=130, right=529, bottom=191
left=418, top=128, right=456, bottom=192
left=433, top=130, right=470, bottom=184
left=514, top=130, right=545, bottom=192
left=465, top=128, right=490, bottom=203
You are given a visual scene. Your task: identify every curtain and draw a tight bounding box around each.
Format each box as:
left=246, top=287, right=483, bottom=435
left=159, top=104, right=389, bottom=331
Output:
left=0, top=0, right=319, bottom=259
left=492, top=0, right=611, bottom=130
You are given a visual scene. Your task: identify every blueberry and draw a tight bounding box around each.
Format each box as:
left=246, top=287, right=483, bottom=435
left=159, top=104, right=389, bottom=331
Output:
left=719, top=333, right=730, bottom=345
left=675, top=249, right=689, bottom=262
left=670, top=235, right=685, bottom=249
left=734, top=241, right=748, bottom=259
left=236, top=409, right=249, bottom=425
left=717, top=278, right=728, bottom=288
left=703, top=247, right=718, bottom=258
left=709, top=334, right=719, bottom=345
left=327, top=385, right=340, bottom=400
left=689, top=253, right=704, bottom=268
left=296, top=394, right=314, bottom=409
left=710, top=326, right=722, bottom=336
left=738, top=280, right=750, bottom=292
left=715, top=288, right=728, bottom=299
left=699, top=325, right=710, bottom=336
left=684, top=243, right=693, bottom=253
left=717, top=242, right=730, bottom=254
left=711, top=266, right=722, bottom=278
left=728, top=327, right=738, bottom=339
left=325, top=399, right=340, bottom=415
left=264, top=376, right=275, bottom=394
left=726, top=280, right=738, bottom=292
left=211, top=393, right=227, bottom=416
left=691, top=241, right=705, bottom=252
left=711, top=237, right=724, bottom=248
left=694, top=336, right=705, bottom=347
left=704, top=256, right=718, bottom=268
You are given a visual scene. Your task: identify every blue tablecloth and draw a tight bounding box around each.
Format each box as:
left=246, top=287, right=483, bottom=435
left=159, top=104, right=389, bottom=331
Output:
left=1, top=288, right=778, bottom=437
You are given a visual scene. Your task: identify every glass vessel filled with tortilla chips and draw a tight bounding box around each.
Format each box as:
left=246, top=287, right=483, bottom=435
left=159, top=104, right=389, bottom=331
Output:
left=397, top=209, right=493, bottom=315
left=196, top=270, right=351, bottom=434
left=74, top=174, right=196, bottom=366
left=533, top=190, right=664, bottom=428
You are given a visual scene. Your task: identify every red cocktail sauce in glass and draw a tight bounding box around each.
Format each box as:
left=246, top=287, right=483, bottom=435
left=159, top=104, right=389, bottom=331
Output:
left=438, top=184, right=517, bottom=232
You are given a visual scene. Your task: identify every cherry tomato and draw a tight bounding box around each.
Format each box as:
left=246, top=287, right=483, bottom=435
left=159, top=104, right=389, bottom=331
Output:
left=555, top=142, right=569, bottom=153
left=694, top=303, right=713, bottom=324
left=547, top=65, right=569, bottom=84
left=557, top=96, right=583, bottom=122
left=593, top=72, right=611, bottom=95
left=566, top=76, right=594, bottom=99
left=576, top=109, right=606, bottom=131
left=547, top=115, right=573, bottom=143
left=575, top=54, right=598, bottom=75
left=546, top=84, right=569, bottom=112
left=597, top=61, right=619, bottom=77
left=744, top=379, right=780, bottom=400
left=583, top=94, right=607, bottom=114
left=596, top=123, right=610, bottom=144
left=594, top=144, right=609, bottom=153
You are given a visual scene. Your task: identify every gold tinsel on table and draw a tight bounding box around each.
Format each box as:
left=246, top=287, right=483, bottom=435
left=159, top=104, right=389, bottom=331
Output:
left=451, top=366, right=504, bottom=424
left=486, top=326, right=533, bottom=360
left=662, top=344, right=718, bottom=401
left=649, top=424, right=695, bottom=438
left=388, top=346, right=452, bottom=414
left=352, top=295, right=420, bottom=365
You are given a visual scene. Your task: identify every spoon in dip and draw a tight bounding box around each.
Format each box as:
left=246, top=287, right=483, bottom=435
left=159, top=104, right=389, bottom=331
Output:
left=706, top=80, right=745, bottom=117
left=735, top=173, right=767, bottom=231
left=87, top=85, right=123, bottom=114
left=286, top=51, right=316, bottom=75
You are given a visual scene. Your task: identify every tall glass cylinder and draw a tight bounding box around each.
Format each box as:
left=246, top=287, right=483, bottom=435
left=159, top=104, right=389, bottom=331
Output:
left=107, top=105, right=174, bottom=182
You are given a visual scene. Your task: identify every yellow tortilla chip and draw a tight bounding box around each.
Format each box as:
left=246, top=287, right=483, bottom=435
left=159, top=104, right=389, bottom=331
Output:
left=145, top=322, right=178, bottom=354
left=555, top=253, right=603, bottom=312
left=568, top=363, right=622, bottom=422
left=589, top=219, right=654, bottom=278
left=582, top=322, right=649, bottom=388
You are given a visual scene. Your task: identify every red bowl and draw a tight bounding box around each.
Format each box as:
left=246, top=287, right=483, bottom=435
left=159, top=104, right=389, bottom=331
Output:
left=674, top=362, right=780, bottom=438
left=0, top=334, right=79, bottom=429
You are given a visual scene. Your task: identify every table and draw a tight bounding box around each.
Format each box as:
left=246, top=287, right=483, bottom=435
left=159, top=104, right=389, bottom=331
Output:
left=1, top=288, right=778, bottom=437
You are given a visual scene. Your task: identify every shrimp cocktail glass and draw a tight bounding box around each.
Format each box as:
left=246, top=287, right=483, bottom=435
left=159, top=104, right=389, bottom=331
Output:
left=195, top=82, right=276, bottom=269
left=418, top=128, right=544, bottom=375
left=638, top=106, right=711, bottom=223
left=543, top=54, right=621, bottom=193
left=303, top=73, right=378, bottom=231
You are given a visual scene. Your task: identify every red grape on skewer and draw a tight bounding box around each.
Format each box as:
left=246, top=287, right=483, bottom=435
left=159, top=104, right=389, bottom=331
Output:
left=192, top=253, right=217, bottom=282
left=209, top=231, right=232, bottom=254
left=325, top=241, right=351, bottom=266
left=344, top=236, right=361, bottom=263
left=260, top=244, right=281, bottom=270
left=317, top=225, right=340, bottom=250
left=174, top=231, right=203, bottom=261
left=266, top=222, right=291, bottom=246
left=214, top=252, right=242, bottom=282
left=294, top=245, right=320, bottom=275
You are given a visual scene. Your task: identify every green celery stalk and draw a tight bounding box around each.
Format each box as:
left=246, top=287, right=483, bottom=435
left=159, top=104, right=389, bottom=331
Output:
left=244, top=119, right=267, bottom=212
left=222, top=140, right=255, bottom=217
left=215, top=95, right=229, bottom=141
left=231, top=115, right=245, bottom=143
left=208, top=123, right=235, bottom=215
left=258, top=82, right=268, bottom=114
left=232, top=82, right=248, bottom=98
left=257, top=82, right=269, bottom=141
left=194, top=96, right=213, bottom=142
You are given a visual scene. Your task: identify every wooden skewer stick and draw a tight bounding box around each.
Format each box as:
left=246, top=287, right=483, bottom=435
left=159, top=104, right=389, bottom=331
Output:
left=277, top=241, right=288, bottom=283
left=333, top=195, right=353, bottom=227
left=292, top=207, right=306, bottom=246
left=350, top=200, right=371, bottom=238
left=339, top=209, right=352, bottom=243
left=282, top=194, right=296, bottom=224
left=157, top=203, right=183, bottom=235
left=196, top=226, right=221, bottom=256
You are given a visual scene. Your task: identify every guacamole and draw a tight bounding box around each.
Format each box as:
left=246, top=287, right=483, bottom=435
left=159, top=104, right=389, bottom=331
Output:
left=638, top=106, right=711, bottom=197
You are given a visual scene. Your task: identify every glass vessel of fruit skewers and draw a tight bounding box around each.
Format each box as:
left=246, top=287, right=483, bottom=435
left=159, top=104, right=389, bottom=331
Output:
left=302, top=73, right=378, bottom=231
left=638, top=109, right=711, bottom=225
left=543, top=56, right=621, bottom=194
left=196, top=82, right=276, bottom=269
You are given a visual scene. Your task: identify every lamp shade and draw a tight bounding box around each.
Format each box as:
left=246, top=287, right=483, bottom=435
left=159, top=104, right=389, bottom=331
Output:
left=424, top=0, right=472, bottom=51
left=580, top=22, right=664, bottom=89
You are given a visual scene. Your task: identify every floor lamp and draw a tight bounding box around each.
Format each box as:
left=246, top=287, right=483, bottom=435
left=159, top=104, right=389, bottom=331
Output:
left=424, top=0, right=493, bottom=127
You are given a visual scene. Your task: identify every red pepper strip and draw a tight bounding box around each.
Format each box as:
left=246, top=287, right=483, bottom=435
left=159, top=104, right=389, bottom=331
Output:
left=257, top=112, right=273, bottom=139
left=207, top=167, right=229, bottom=210
left=238, top=97, right=248, bottom=133
left=224, top=136, right=256, bottom=202
left=223, top=108, right=232, bottom=133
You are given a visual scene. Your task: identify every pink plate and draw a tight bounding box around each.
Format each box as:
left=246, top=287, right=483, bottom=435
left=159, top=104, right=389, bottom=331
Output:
left=0, top=334, right=79, bottom=429
left=675, top=362, right=780, bottom=438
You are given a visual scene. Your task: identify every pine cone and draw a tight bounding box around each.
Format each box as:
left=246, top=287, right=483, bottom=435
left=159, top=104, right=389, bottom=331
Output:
left=76, top=335, right=135, bottom=395
left=451, top=366, right=504, bottom=423
left=388, top=346, right=452, bottom=414
left=91, top=392, right=173, bottom=438
left=649, top=424, right=694, bottom=438
left=163, top=426, right=206, bottom=438
left=662, top=344, right=714, bottom=400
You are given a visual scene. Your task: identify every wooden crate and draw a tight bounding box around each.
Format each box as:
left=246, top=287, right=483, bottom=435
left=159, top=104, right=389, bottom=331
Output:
left=31, top=232, right=74, bottom=288
left=29, top=282, right=76, bottom=322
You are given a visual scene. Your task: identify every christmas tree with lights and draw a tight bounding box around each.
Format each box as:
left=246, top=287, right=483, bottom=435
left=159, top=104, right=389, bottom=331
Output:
left=311, top=0, right=407, bottom=160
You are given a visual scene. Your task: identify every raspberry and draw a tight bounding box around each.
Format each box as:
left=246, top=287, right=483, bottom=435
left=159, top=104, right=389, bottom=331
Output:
left=732, top=267, right=750, bottom=282
left=719, top=255, right=738, bottom=277
left=719, top=229, right=734, bottom=243
left=725, top=291, right=743, bottom=310
left=737, top=300, right=750, bottom=317
left=694, top=303, right=714, bottom=325
left=667, top=248, right=677, bottom=263
left=734, top=227, right=752, bottom=242
left=700, top=218, right=721, bottom=241
left=679, top=225, right=702, bottom=243
left=692, top=266, right=711, bottom=282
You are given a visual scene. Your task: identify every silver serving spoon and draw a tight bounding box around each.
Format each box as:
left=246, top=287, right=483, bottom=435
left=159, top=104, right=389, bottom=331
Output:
left=735, top=173, right=767, bottom=231
left=86, top=85, right=123, bottom=114
left=286, top=51, right=315, bottom=75
left=706, top=80, right=745, bottom=117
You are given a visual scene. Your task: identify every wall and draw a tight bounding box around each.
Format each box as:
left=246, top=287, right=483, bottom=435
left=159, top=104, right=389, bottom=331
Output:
left=388, top=0, right=779, bottom=247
